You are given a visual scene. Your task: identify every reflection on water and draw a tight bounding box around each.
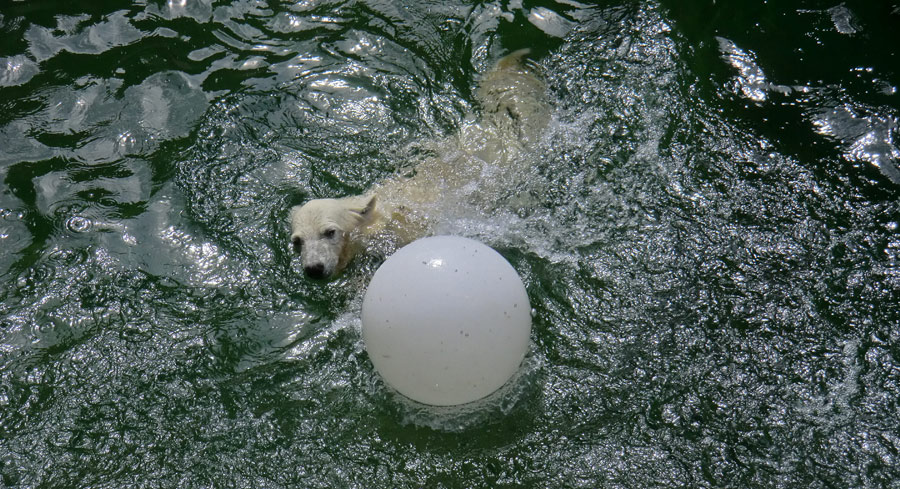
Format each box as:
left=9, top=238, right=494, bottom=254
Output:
left=718, top=30, right=900, bottom=185
left=1, top=0, right=899, bottom=487
left=812, top=103, right=900, bottom=184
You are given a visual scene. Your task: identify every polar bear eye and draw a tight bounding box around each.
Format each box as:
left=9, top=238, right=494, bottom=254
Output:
left=292, top=236, right=303, bottom=253
left=322, top=229, right=338, bottom=239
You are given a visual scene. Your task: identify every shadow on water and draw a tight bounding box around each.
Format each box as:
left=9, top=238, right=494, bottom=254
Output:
left=1, top=0, right=899, bottom=488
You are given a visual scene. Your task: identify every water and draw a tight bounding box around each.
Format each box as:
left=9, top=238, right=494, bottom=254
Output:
left=2, top=0, right=899, bottom=487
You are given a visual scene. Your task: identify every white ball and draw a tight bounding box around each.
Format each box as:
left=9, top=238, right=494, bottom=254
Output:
left=362, top=236, right=531, bottom=406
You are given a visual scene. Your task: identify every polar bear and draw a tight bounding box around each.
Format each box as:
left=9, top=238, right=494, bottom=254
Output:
left=290, top=49, right=549, bottom=279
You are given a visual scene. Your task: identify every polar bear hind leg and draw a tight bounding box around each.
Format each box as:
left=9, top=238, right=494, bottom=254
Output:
left=477, top=49, right=550, bottom=145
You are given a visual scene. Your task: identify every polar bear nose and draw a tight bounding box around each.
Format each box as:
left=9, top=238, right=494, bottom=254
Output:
left=304, top=263, right=327, bottom=279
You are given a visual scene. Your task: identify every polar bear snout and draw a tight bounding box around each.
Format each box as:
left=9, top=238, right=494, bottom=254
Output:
left=291, top=232, right=342, bottom=279
left=291, top=236, right=328, bottom=279
left=303, top=262, right=327, bottom=279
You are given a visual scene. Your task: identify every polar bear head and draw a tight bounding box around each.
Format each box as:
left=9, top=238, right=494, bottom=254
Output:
left=289, top=195, right=377, bottom=279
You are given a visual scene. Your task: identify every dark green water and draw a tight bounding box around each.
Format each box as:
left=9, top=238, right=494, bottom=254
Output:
left=2, top=0, right=899, bottom=487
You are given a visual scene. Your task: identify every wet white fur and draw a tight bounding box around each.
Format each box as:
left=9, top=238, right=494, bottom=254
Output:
left=290, top=50, right=549, bottom=278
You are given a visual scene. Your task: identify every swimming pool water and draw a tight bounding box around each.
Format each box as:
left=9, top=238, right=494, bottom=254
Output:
left=1, top=1, right=899, bottom=487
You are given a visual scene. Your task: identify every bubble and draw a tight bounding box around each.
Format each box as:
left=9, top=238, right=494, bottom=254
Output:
left=65, top=215, right=93, bottom=233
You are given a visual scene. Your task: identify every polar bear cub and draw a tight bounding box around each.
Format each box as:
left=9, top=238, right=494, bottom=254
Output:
left=290, top=49, right=549, bottom=279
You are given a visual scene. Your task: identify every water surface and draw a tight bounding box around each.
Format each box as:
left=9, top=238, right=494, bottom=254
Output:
left=2, top=1, right=899, bottom=487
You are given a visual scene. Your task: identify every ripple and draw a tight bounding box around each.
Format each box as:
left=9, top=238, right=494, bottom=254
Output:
left=0, top=55, right=39, bottom=87
left=828, top=4, right=860, bottom=35
left=716, top=31, right=900, bottom=186
left=387, top=353, right=544, bottom=432
left=269, top=11, right=346, bottom=33
left=527, top=6, right=577, bottom=39
left=32, top=161, right=152, bottom=223
left=144, top=0, right=213, bottom=22
left=64, top=215, right=93, bottom=233
left=812, top=103, right=900, bottom=184
left=24, top=10, right=143, bottom=62
left=717, top=37, right=795, bottom=102
left=14, top=262, right=56, bottom=294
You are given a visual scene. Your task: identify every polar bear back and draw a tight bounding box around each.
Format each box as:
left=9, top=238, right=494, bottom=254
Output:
left=366, top=50, right=550, bottom=241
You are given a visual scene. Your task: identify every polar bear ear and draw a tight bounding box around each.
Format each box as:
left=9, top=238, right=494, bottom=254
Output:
left=347, top=195, right=377, bottom=224
left=359, top=195, right=377, bottom=216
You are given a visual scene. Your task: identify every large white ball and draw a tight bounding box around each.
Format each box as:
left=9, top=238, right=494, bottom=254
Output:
left=362, top=236, right=531, bottom=406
